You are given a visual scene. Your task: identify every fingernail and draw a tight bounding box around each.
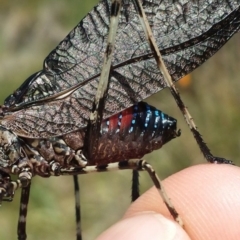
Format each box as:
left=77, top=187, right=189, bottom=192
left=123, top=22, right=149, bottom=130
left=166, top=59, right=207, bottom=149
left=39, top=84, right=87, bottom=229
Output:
left=97, top=212, right=190, bottom=240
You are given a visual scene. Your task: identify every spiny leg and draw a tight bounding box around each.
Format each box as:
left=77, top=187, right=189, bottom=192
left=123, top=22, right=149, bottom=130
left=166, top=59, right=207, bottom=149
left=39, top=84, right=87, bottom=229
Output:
left=120, top=160, right=182, bottom=226
left=132, top=0, right=233, bottom=165
left=79, top=2, right=124, bottom=236
left=81, top=1, right=123, bottom=235
left=17, top=183, right=31, bottom=240
left=84, top=0, right=122, bottom=159
left=60, top=160, right=182, bottom=226
left=0, top=169, right=33, bottom=240
left=73, top=175, right=82, bottom=240
left=131, top=170, right=140, bottom=202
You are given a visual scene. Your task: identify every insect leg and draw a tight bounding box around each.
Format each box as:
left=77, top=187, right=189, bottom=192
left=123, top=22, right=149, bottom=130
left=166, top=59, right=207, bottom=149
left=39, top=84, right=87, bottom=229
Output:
left=59, top=160, right=182, bottom=226
left=17, top=183, right=31, bottom=240
left=131, top=170, right=140, bottom=202
left=73, top=175, right=82, bottom=240
left=0, top=170, right=32, bottom=202
left=124, top=159, right=182, bottom=226
left=132, top=0, right=233, bottom=165
left=84, top=0, right=122, bottom=161
left=81, top=1, right=123, bottom=236
left=0, top=170, right=32, bottom=240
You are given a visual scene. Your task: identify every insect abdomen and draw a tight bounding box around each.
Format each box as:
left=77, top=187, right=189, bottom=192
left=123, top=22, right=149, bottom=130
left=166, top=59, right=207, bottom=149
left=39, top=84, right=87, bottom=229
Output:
left=93, top=102, right=179, bottom=165
left=22, top=102, right=179, bottom=168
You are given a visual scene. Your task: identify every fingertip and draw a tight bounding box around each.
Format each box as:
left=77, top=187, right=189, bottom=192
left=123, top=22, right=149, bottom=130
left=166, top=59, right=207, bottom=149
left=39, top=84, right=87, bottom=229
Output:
left=97, top=212, right=190, bottom=240
left=125, top=164, right=240, bottom=239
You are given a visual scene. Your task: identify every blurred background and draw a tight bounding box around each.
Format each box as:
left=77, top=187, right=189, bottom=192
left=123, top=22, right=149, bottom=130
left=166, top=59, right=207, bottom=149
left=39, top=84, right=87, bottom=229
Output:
left=0, top=0, right=239, bottom=239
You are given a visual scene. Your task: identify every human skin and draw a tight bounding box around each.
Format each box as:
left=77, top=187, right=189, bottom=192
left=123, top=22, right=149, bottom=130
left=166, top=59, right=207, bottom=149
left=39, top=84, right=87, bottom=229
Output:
left=97, top=164, right=240, bottom=240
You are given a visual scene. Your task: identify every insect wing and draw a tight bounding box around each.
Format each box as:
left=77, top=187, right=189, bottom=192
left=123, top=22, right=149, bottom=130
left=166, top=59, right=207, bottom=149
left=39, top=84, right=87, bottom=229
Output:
left=5, top=0, right=240, bottom=109
left=2, top=90, right=92, bottom=138
left=2, top=0, right=240, bottom=139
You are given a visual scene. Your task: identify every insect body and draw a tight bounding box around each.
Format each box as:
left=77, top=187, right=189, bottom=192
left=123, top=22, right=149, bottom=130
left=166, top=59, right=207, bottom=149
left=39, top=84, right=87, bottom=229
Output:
left=0, top=102, right=179, bottom=197
left=0, top=100, right=180, bottom=239
left=1, top=0, right=240, bottom=239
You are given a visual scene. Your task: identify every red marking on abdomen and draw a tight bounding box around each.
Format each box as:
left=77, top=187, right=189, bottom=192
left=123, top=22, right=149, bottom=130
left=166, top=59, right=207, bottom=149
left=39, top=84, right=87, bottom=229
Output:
left=108, top=114, right=119, bottom=131
left=108, top=106, right=133, bottom=131
left=120, top=107, right=133, bottom=131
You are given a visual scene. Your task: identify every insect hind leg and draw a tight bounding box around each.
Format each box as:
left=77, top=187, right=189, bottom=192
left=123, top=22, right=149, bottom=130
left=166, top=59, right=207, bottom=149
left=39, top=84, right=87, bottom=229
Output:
left=84, top=0, right=122, bottom=161
left=60, top=159, right=182, bottom=226
left=132, top=0, right=233, bottom=165
left=119, top=159, right=182, bottom=226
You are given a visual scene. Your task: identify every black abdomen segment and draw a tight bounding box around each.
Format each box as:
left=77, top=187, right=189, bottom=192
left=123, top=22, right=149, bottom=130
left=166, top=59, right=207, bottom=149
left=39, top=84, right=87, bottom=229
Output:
left=92, top=102, right=179, bottom=165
